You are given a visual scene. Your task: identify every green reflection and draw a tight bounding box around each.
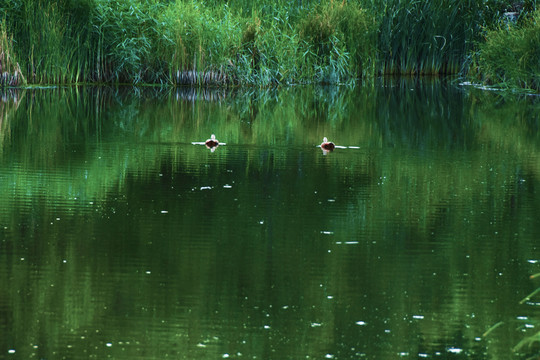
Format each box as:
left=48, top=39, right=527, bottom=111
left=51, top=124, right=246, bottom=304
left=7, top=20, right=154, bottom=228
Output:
left=0, top=83, right=539, bottom=359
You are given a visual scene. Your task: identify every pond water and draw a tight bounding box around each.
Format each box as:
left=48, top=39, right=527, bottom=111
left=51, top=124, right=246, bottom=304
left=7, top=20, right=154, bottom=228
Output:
left=0, top=81, right=539, bottom=359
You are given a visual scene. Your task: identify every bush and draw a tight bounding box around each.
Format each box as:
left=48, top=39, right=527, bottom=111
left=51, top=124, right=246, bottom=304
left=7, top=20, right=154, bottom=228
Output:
left=475, top=9, right=540, bottom=90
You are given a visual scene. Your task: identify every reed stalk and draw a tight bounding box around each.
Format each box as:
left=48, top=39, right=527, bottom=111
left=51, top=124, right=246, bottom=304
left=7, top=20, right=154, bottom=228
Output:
left=0, top=0, right=535, bottom=86
left=0, top=20, right=24, bottom=86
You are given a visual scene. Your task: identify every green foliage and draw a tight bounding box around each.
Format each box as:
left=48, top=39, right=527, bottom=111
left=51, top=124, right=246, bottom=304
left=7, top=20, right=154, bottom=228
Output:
left=514, top=330, right=540, bottom=357
left=235, top=12, right=310, bottom=85
left=0, top=0, right=96, bottom=84
left=297, top=2, right=354, bottom=82
left=299, top=0, right=377, bottom=77
left=474, top=9, right=540, bottom=90
left=0, top=0, right=537, bottom=86
left=162, top=1, right=241, bottom=73
left=93, top=0, right=172, bottom=83
left=372, top=0, right=477, bottom=75
left=0, top=20, right=24, bottom=86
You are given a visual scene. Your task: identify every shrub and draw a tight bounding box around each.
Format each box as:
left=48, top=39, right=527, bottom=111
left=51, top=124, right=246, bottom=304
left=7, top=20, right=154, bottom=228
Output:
left=475, top=9, right=540, bottom=90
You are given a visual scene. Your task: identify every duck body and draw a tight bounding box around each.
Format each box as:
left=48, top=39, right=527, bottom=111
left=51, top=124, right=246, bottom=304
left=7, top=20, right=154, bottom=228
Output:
left=205, top=134, right=219, bottom=148
left=320, top=137, right=335, bottom=151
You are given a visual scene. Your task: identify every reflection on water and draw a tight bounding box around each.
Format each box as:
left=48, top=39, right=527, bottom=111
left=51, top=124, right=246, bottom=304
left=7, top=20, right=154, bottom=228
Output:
left=1, top=82, right=540, bottom=359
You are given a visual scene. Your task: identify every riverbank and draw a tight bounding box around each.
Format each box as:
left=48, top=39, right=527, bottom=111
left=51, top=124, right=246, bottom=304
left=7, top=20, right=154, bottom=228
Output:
left=0, top=0, right=538, bottom=90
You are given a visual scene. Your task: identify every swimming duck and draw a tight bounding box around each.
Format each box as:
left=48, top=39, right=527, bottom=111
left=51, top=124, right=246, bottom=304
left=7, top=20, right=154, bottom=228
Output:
left=320, top=137, right=335, bottom=151
left=205, top=134, right=219, bottom=148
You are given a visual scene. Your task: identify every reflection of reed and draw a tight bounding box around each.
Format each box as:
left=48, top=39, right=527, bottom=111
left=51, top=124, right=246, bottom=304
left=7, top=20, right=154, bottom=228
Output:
left=0, top=88, right=23, bottom=104
left=0, top=70, right=23, bottom=86
left=0, top=89, right=23, bottom=153
left=173, top=68, right=234, bottom=87
left=174, top=87, right=230, bottom=102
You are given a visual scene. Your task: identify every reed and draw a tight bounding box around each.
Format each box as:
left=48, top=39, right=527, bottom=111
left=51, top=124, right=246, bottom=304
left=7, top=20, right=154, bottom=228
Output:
left=369, top=0, right=489, bottom=75
left=162, top=1, right=241, bottom=85
left=0, top=0, right=96, bottom=84
left=92, top=0, right=172, bottom=83
left=0, top=0, right=534, bottom=86
left=474, top=9, right=540, bottom=90
left=298, top=1, right=377, bottom=81
left=234, top=10, right=316, bottom=85
left=0, top=21, right=24, bottom=86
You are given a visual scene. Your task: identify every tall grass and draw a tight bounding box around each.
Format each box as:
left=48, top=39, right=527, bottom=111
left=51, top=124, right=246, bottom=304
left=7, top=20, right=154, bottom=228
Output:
left=0, top=20, right=24, bottom=86
left=162, top=1, right=241, bottom=85
left=298, top=1, right=377, bottom=82
left=0, top=0, right=536, bottom=86
left=473, top=9, right=540, bottom=90
left=370, top=0, right=498, bottom=75
left=0, top=0, right=96, bottom=84
left=93, top=0, right=171, bottom=83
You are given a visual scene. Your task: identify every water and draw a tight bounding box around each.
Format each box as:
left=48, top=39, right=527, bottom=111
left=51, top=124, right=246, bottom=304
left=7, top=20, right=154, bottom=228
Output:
left=1, top=82, right=539, bottom=359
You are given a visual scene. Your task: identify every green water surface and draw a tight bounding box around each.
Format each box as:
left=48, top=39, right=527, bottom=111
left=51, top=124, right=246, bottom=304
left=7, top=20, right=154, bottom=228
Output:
left=1, top=82, right=539, bottom=359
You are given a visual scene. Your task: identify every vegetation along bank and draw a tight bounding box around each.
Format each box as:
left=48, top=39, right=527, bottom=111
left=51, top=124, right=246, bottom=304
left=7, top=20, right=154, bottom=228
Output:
left=0, top=0, right=538, bottom=90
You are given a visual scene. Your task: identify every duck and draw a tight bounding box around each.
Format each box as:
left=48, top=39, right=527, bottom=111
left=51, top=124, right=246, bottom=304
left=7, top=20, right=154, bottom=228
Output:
left=205, top=134, right=219, bottom=148
left=320, top=137, right=335, bottom=151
